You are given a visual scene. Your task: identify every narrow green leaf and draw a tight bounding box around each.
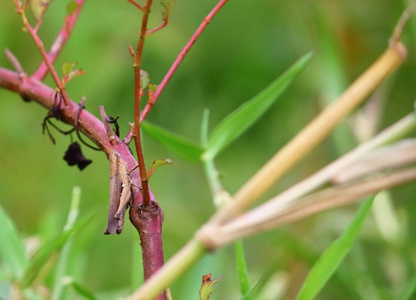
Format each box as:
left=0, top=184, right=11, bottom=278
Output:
left=21, top=214, right=93, bottom=288
left=0, top=205, right=28, bottom=279
left=295, top=197, right=375, bottom=300
left=204, top=52, right=313, bottom=160
left=200, top=109, right=210, bottom=147
left=141, top=121, right=204, bottom=162
left=51, top=187, right=81, bottom=300
left=235, top=240, right=251, bottom=299
left=240, top=277, right=263, bottom=300
left=199, top=274, right=222, bottom=300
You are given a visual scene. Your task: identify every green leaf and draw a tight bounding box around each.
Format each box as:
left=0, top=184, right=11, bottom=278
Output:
left=240, top=277, right=263, bottom=300
left=140, top=69, right=150, bottom=89
left=62, top=62, right=84, bottom=85
left=62, top=61, right=77, bottom=76
left=200, top=109, right=210, bottom=147
left=63, top=69, right=85, bottom=85
left=0, top=205, right=28, bottom=279
left=295, top=197, right=375, bottom=300
left=235, top=240, right=250, bottom=299
left=66, top=1, right=78, bottom=15
left=199, top=274, right=222, bottom=300
left=21, top=214, right=93, bottom=288
left=31, top=0, right=53, bottom=20
left=51, top=187, right=81, bottom=300
left=141, top=121, right=204, bottom=162
left=161, top=0, right=175, bottom=19
left=204, top=52, right=313, bottom=160
left=148, top=83, right=158, bottom=92
left=147, top=159, right=173, bottom=179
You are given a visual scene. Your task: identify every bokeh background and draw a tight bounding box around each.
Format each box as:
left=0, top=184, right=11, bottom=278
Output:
left=1, top=0, right=416, bottom=299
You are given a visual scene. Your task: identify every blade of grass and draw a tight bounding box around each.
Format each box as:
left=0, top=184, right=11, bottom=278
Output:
left=203, top=52, right=313, bottom=160
left=239, top=277, right=263, bottom=300
left=21, top=213, right=94, bottom=288
left=0, top=205, right=28, bottom=279
left=141, top=121, right=204, bottom=162
left=235, top=240, right=250, bottom=299
left=51, top=186, right=81, bottom=300
left=295, top=197, right=375, bottom=300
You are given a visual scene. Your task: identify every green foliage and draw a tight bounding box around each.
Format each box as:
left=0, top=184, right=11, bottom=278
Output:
left=30, top=0, right=53, bottom=20
left=147, top=158, right=173, bottom=179
left=0, top=206, right=28, bottom=279
left=199, top=274, right=222, bottom=300
left=1, top=1, right=416, bottom=299
left=0, top=188, right=97, bottom=299
left=142, top=53, right=312, bottom=163
left=235, top=241, right=250, bottom=299
left=161, top=0, right=175, bottom=19
left=62, top=62, right=85, bottom=86
left=296, top=197, right=375, bottom=300
left=141, top=121, right=204, bottom=162
left=203, top=52, right=312, bottom=160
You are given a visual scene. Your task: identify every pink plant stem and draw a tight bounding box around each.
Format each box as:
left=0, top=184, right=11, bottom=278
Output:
left=127, top=0, right=144, bottom=11
left=33, top=0, right=86, bottom=81
left=146, top=18, right=168, bottom=36
left=13, top=2, right=71, bottom=106
left=140, top=0, right=230, bottom=121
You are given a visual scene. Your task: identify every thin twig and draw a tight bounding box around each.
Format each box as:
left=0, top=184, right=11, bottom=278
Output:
left=33, top=0, right=86, bottom=81
left=210, top=167, right=416, bottom=246
left=5, top=49, right=25, bottom=75
left=132, top=0, right=153, bottom=207
left=139, top=0, right=231, bottom=121
left=127, top=0, right=145, bottom=11
left=14, top=2, right=71, bottom=106
left=146, top=18, right=168, bottom=36
left=214, top=112, right=416, bottom=234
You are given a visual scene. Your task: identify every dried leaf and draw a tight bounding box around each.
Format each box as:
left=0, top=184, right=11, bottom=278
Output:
left=63, top=142, right=92, bottom=170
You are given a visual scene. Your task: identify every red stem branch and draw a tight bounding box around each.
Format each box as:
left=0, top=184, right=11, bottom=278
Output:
left=146, top=18, right=169, bottom=36
left=14, top=2, right=71, bottom=106
left=140, top=0, right=230, bottom=121
left=33, top=0, right=86, bottom=81
left=133, top=0, right=153, bottom=207
left=127, top=0, right=145, bottom=11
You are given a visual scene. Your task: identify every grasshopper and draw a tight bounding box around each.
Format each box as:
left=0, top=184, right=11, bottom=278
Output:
left=104, top=150, right=135, bottom=235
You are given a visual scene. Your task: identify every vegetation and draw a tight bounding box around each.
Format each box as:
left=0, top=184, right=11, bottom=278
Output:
left=1, top=1, right=416, bottom=299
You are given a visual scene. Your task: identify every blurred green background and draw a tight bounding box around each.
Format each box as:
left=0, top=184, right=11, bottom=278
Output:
left=1, top=0, right=416, bottom=299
